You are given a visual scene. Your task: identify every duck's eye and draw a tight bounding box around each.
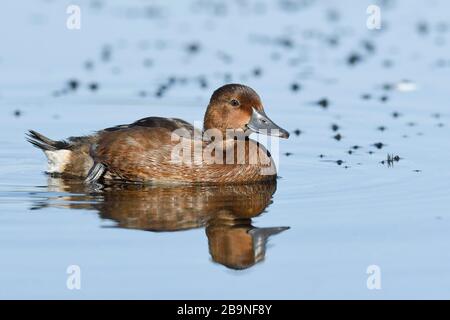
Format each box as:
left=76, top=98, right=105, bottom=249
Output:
left=230, top=99, right=240, bottom=107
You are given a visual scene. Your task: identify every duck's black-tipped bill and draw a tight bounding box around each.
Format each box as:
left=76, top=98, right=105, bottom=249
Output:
left=246, top=108, right=290, bottom=139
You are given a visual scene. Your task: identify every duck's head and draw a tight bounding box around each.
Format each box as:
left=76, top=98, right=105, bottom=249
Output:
left=203, top=84, right=290, bottom=139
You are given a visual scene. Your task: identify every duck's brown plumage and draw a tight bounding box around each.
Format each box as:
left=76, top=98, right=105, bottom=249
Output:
left=27, top=84, right=289, bottom=185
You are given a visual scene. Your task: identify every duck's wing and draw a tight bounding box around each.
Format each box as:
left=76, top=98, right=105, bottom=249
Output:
left=86, top=117, right=203, bottom=183
left=102, top=117, right=199, bottom=136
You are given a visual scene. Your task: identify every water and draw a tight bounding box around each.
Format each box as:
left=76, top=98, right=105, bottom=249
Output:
left=1, top=0, right=450, bottom=299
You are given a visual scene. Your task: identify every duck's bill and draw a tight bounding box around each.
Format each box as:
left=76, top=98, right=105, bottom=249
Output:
left=246, top=108, right=290, bottom=138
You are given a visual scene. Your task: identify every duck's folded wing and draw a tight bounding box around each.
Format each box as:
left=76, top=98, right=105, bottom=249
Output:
left=101, top=116, right=199, bottom=136
left=89, top=124, right=198, bottom=182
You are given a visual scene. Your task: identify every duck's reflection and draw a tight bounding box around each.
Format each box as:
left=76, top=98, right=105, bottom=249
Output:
left=33, top=178, right=289, bottom=270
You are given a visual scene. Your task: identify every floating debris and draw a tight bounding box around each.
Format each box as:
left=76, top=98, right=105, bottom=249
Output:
left=381, top=154, right=401, bottom=167
left=198, top=77, right=208, bottom=89
left=67, top=79, right=79, bottom=91
left=431, top=113, right=441, bottom=119
left=416, top=21, right=429, bottom=35
left=252, top=67, right=262, bottom=77
left=186, top=42, right=201, bottom=54
left=88, top=82, right=99, bottom=91
left=143, top=58, right=153, bottom=68
left=380, top=95, right=389, bottom=103
left=382, top=83, right=393, bottom=91
left=362, top=40, right=376, bottom=53
left=316, top=98, right=329, bottom=109
left=382, top=59, right=394, bottom=68
left=347, top=52, right=362, bottom=66
left=395, top=80, right=417, bottom=92
left=84, top=60, right=94, bottom=70
left=101, top=44, right=112, bottom=62
left=331, top=123, right=339, bottom=131
left=290, top=82, right=301, bottom=92
left=276, top=37, right=294, bottom=49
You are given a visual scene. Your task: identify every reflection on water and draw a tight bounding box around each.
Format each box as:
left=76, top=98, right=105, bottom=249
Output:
left=31, top=178, right=289, bottom=270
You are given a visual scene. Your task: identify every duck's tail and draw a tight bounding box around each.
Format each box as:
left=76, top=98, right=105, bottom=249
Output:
left=27, top=130, right=74, bottom=175
left=26, top=130, right=69, bottom=151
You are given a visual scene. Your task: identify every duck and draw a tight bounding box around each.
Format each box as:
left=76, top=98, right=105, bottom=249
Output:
left=27, top=84, right=289, bottom=184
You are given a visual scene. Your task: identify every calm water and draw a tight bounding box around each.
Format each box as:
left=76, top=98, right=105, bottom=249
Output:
left=1, top=0, right=450, bottom=299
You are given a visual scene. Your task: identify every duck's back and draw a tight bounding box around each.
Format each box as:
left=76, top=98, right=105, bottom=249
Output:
left=27, top=117, right=199, bottom=179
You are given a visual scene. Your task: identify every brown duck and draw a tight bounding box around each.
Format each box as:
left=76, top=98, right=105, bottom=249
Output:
left=27, top=84, right=289, bottom=184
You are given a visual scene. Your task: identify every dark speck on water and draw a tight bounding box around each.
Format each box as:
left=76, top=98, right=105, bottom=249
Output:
left=290, top=82, right=301, bottom=92
left=293, top=129, right=302, bottom=136
left=101, top=45, right=112, bottom=62
left=362, top=40, right=376, bottom=53
left=373, top=142, right=385, bottom=149
left=382, top=59, right=394, bottom=68
left=84, top=60, right=94, bottom=70
left=347, top=52, right=362, bottom=66
left=333, top=133, right=342, bottom=141
left=276, top=37, right=294, bottom=49
left=88, top=82, right=99, bottom=91
left=186, top=42, right=201, bottom=54
left=198, top=77, right=208, bottom=89
left=68, top=79, right=79, bottom=91
left=316, top=98, right=329, bottom=109
left=382, top=154, right=401, bottom=166
left=382, top=83, right=393, bottom=91
left=417, top=21, right=429, bottom=35
left=331, top=123, right=339, bottom=131
left=143, top=58, right=153, bottom=68
left=380, top=95, right=389, bottom=103
left=252, top=67, right=263, bottom=77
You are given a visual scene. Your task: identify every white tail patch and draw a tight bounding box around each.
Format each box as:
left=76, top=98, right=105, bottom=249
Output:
left=44, top=150, right=72, bottom=173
